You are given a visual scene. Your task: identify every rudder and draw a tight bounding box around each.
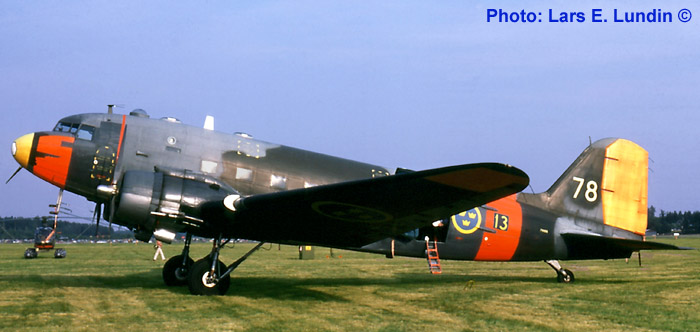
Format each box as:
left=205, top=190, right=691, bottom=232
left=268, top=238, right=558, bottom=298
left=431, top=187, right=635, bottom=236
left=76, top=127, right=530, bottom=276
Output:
left=600, top=139, right=648, bottom=235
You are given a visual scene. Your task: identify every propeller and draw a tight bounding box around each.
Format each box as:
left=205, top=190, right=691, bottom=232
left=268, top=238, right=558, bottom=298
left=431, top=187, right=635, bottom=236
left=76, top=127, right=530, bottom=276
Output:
left=93, top=203, right=102, bottom=237
left=93, top=197, right=116, bottom=238
left=5, top=166, right=22, bottom=184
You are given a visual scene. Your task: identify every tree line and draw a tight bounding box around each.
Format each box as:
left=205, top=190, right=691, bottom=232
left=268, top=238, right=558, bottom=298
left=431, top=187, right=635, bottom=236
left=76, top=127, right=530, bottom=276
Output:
left=0, top=217, right=133, bottom=240
left=647, top=206, right=699, bottom=234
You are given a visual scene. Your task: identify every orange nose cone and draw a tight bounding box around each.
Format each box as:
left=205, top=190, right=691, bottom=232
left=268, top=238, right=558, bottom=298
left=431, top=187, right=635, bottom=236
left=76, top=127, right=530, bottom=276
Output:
left=12, top=133, right=34, bottom=169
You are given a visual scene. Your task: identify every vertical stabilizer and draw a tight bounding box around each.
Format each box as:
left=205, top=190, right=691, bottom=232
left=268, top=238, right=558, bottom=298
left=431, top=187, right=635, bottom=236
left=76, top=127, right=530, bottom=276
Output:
left=538, top=138, right=648, bottom=235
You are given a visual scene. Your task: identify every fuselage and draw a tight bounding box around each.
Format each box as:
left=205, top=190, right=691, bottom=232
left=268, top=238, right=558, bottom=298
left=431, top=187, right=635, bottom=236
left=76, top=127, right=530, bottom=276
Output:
left=20, top=112, right=391, bottom=203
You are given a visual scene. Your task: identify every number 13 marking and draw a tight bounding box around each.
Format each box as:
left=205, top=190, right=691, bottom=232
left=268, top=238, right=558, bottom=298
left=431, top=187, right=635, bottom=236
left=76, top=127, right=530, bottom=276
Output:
left=572, top=176, right=598, bottom=202
left=494, top=213, right=509, bottom=231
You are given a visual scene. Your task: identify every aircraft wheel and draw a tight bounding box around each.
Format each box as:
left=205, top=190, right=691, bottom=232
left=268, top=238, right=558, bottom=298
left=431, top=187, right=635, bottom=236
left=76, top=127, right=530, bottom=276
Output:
left=54, top=248, right=66, bottom=258
left=163, top=255, right=194, bottom=286
left=24, top=248, right=37, bottom=259
left=187, top=258, right=230, bottom=296
left=557, top=269, right=575, bottom=283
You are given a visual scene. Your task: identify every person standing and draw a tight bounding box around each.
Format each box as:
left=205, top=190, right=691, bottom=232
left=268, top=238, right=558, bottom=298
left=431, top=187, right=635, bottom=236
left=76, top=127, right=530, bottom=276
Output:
left=153, top=240, right=165, bottom=261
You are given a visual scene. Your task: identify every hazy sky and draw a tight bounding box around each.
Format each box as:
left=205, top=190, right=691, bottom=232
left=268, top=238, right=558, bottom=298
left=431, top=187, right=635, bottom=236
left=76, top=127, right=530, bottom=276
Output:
left=1, top=1, right=699, bottom=220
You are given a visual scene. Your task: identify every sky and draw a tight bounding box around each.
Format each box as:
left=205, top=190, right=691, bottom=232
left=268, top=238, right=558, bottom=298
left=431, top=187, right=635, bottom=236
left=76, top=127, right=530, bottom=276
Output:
left=1, top=1, right=699, bottom=220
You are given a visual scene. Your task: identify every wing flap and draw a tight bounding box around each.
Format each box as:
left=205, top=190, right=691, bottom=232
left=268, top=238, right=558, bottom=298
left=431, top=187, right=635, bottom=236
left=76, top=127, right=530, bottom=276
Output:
left=207, top=163, right=529, bottom=247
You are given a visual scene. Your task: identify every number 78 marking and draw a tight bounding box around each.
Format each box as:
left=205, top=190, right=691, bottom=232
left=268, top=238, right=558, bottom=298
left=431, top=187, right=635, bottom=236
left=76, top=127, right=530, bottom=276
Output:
left=572, top=176, right=598, bottom=202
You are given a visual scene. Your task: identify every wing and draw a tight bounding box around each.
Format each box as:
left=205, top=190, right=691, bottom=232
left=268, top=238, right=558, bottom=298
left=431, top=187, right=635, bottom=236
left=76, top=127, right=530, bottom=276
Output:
left=561, top=233, right=694, bottom=260
left=203, top=163, right=529, bottom=248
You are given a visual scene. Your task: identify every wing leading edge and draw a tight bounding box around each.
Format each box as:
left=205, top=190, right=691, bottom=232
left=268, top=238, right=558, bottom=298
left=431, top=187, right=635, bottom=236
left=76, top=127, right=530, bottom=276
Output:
left=203, top=163, right=529, bottom=248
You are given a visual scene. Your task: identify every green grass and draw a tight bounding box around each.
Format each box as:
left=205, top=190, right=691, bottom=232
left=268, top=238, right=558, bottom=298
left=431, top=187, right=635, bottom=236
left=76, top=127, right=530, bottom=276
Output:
left=1, top=237, right=699, bottom=331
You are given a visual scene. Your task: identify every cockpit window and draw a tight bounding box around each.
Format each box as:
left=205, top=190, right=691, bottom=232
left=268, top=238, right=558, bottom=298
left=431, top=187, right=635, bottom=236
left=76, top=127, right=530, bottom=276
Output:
left=77, top=125, right=95, bottom=140
left=54, top=122, right=79, bottom=134
left=53, top=122, right=95, bottom=141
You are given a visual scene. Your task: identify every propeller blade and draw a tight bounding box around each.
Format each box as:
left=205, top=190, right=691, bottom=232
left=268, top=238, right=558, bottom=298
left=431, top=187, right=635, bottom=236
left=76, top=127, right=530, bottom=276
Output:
left=94, top=203, right=102, bottom=237
left=107, top=197, right=116, bottom=239
left=5, top=167, right=22, bottom=184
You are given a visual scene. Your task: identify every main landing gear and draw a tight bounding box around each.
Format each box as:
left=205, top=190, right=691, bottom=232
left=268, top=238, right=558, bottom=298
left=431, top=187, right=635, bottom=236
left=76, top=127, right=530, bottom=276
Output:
left=162, top=233, right=194, bottom=286
left=545, top=260, right=575, bottom=283
left=161, top=233, right=265, bottom=295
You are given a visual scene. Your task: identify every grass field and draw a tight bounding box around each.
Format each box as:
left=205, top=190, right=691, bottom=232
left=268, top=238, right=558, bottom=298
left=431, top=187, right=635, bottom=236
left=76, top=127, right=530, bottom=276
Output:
left=1, top=237, right=699, bottom=331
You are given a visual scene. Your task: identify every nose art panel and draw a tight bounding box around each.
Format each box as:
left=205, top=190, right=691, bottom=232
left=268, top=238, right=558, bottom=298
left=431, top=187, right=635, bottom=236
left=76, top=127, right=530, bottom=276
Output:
left=33, top=135, right=75, bottom=188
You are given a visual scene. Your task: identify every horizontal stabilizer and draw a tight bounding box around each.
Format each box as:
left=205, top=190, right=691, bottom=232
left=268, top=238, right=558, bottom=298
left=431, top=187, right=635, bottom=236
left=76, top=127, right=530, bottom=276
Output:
left=562, top=232, right=693, bottom=260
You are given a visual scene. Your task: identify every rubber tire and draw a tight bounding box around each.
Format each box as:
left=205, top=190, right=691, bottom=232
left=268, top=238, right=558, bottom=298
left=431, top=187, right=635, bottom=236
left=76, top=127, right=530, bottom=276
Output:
left=187, top=258, right=230, bottom=296
left=54, top=248, right=66, bottom=258
left=557, top=269, right=575, bottom=283
left=24, top=248, right=37, bottom=259
left=163, top=255, right=194, bottom=286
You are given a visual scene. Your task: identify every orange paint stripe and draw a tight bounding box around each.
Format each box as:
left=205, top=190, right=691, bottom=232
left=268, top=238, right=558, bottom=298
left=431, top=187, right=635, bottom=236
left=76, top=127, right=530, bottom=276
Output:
left=474, top=194, right=522, bottom=261
left=33, top=135, right=74, bottom=188
left=115, top=115, right=126, bottom=164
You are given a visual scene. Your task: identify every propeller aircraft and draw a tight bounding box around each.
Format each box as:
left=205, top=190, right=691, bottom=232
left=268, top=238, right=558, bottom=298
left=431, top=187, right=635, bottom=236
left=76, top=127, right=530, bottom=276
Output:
left=9, top=108, right=686, bottom=295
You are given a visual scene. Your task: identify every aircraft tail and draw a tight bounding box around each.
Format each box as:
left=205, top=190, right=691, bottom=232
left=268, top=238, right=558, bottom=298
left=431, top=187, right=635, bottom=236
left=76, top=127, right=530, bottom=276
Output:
left=534, top=138, right=649, bottom=236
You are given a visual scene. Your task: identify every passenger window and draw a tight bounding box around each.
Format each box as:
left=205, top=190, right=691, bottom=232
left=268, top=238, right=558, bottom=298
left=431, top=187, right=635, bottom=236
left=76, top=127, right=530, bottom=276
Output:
left=270, top=174, right=287, bottom=190
left=235, top=167, right=253, bottom=181
left=200, top=160, right=217, bottom=174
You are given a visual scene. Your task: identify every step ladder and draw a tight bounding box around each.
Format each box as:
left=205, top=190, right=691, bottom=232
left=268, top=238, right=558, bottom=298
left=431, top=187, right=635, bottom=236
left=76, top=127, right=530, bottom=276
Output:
left=426, top=238, right=442, bottom=274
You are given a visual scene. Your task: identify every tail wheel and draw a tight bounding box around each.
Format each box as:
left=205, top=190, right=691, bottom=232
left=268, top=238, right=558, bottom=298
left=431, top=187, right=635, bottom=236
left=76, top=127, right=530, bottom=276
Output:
left=557, top=269, right=575, bottom=283
left=163, top=255, right=194, bottom=286
left=187, top=258, right=230, bottom=295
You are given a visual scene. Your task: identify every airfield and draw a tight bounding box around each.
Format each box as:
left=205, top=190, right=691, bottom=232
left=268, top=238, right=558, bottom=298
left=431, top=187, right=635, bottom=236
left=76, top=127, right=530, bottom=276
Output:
left=1, top=237, right=699, bottom=331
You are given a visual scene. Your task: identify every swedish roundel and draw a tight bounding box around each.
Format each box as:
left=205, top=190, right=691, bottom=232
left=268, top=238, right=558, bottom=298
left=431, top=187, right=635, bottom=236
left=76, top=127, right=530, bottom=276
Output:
left=451, top=208, right=482, bottom=234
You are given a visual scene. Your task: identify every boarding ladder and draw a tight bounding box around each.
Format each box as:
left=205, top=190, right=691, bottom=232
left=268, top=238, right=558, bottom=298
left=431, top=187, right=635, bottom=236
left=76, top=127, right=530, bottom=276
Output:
left=426, top=238, right=442, bottom=274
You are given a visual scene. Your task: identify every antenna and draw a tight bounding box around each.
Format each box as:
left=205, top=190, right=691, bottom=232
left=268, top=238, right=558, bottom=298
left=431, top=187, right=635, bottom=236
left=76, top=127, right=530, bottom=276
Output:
left=107, top=104, right=125, bottom=115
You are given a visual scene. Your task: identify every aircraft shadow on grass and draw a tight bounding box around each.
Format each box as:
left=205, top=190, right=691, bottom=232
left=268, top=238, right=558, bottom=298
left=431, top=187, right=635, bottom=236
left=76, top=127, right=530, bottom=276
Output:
left=0, top=269, right=166, bottom=290
left=0, top=269, right=633, bottom=301
left=224, top=273, right=636, bottom=300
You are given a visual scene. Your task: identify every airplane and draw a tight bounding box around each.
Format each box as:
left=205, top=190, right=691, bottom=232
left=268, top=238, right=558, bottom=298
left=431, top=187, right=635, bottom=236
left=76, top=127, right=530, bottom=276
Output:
left=9, top=108, right=686, bottom=295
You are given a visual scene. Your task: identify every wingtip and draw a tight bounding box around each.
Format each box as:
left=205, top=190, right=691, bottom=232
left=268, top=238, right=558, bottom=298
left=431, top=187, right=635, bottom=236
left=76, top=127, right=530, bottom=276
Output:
left=425, top=163, right=529, bottom=194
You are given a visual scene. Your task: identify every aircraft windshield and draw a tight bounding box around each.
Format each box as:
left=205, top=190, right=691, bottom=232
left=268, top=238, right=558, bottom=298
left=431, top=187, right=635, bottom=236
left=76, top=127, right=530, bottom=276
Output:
left=53, top=121, right=95, bottom=140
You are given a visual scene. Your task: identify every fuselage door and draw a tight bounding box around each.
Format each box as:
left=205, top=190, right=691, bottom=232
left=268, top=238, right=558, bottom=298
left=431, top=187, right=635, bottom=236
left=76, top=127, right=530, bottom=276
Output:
left=89, top=120, right=125, bottom=186
left=91, top=145, right=116, bottom=184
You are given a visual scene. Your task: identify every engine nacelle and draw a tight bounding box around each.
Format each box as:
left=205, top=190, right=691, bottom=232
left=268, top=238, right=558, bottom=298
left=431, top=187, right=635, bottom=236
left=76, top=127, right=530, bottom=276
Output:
left=113, top=168, right=237, bottom=241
